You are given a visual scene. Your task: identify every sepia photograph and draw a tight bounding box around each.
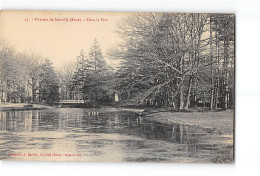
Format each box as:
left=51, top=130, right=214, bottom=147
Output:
left=0, top=10, right=234, bottom=163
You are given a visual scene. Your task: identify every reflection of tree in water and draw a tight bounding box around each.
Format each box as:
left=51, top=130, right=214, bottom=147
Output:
left=56, top=109, right=85, bottom=131
left=0, top=109, right=86, bottom=132
left=0, top=111, right=39, bottom=132
left=82, top=111, right=201, bottom=152
left=0, top=109, right=229, bottom=162
left=0, top=110, right=203, bottom=151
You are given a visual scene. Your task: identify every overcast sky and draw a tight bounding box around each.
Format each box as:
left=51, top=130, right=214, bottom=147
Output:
left=0, top=10, right=131, bottom=68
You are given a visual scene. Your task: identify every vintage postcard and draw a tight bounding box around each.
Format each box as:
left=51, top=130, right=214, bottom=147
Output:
left=0, top=10, right=234, bottom=163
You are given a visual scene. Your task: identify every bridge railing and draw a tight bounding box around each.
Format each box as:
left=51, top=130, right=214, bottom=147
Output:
left=59, top=100, right=85, bottom=104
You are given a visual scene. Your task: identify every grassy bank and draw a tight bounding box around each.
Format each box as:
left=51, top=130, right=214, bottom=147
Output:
left=0, top=103, right=53, bottom=111
left=142, top=110, right=234, bottom=135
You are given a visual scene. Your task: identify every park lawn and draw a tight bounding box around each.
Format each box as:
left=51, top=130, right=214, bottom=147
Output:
left=145, top=110, right=234, bottom=136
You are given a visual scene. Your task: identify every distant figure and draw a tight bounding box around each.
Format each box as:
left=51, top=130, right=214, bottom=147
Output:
left=115, top=92, right=119, bottom=102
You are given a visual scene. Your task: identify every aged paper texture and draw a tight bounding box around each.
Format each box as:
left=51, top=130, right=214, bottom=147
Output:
left=0, top=10, right=234, bottom=163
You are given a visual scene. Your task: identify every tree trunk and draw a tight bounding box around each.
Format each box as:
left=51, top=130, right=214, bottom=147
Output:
left=31, top=78, right=37, bottom=103
left=214, top=23, right=220, bottom=109
left=223, top=39, right=229, bottom=109
left=179, top=82, right=184, bottom=110
left=209, top=16, right=214, bottom=110
left=185, top=75, right=192, bottom=110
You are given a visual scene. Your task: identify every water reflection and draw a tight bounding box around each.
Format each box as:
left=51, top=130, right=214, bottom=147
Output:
left=0, top=111, right=38, bottom=132
left=0, top=108, right=230, bottom=162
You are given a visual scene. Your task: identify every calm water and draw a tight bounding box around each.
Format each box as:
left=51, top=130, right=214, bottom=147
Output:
left=0, top=108, right=232, bottom=162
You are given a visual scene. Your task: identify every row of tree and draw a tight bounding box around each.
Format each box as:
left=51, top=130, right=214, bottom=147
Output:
left=109, top=13, right=234, bottom=110
left=0, top=39, right=114, bottom=105
left=0, top=40, right=60, bottom=104
left=1, top=13, right=235, bottom=110
left=58, top=39, right=115, bottom=105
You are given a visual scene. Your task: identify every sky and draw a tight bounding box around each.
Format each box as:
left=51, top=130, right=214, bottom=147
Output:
left=0, top=10, right=131, bottom=68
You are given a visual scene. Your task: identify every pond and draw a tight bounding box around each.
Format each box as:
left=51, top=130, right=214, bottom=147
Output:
left=0, top=108, right=232, bottom=162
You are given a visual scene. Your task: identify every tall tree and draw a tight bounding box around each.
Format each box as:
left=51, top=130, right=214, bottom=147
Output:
left=72, top=50, right=89, bottom=99
left=57, top=61, right=76, bottom=100
left=71, top=39, right=113, bottom=103
left=38, top=59, right=60, bottom=103
left=84, top=39, right=111, bottom=102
